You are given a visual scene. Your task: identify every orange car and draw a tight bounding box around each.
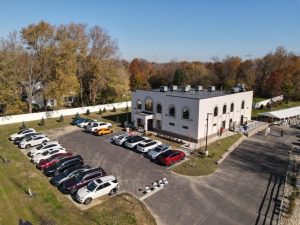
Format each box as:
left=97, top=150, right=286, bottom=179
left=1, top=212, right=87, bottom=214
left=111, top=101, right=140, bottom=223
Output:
left=94, top=128, right=113, bottom=136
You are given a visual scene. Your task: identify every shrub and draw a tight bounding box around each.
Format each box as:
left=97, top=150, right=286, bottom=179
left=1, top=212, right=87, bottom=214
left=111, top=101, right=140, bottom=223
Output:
left=39, top=117, right=45, bottom=126
left=58, top=114, right=64, bottom=122
left=112, top=106, right=116, bottom=112
left=20, top=121, right=27, bottom=130
left=99, top=108, right=103, bottom=114
left=86, top=109, right=90, bottom=115
left=75, top=112, right=80, bottom=119
left=103, top=107, right=106, bottom=113
left=126, top=105, right=129, bottom=112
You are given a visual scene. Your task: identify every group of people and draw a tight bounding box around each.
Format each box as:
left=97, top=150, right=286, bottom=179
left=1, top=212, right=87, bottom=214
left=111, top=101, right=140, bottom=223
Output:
left=264, top=127, right=284, bottom=137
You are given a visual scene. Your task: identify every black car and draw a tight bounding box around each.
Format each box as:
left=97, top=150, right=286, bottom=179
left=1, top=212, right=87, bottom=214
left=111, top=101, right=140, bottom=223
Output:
left=50, top=164, right=91, bottom=186
left=43, top=155, right=83, bottom=177
left=13, top=133, right=41, bottom=145
left=59, top=167, right=106, bottom=195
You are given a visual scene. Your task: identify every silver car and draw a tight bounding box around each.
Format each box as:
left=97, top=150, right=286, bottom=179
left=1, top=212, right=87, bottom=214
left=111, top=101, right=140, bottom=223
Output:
left=147, top=145, right=171, bottom=160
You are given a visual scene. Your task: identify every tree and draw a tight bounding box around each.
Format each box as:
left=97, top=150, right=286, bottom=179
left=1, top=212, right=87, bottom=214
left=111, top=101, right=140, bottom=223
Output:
left=129, top=58, right=151, bottom=90
left=173, top=69, right=186, bottom=85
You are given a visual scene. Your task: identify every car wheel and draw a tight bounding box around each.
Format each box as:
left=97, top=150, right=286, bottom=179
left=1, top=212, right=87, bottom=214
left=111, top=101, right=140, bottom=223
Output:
left=42, top=140, right=47, bottom=144
left=109, top=188, right=117, bottom=196
left=84, top=197, right=92, bottom=205
left=25, top=144, right=31, bottom=149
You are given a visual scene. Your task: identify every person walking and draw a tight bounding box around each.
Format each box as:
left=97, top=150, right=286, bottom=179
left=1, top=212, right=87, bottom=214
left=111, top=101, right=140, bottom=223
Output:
left=280, top=129, right=284, bottom=137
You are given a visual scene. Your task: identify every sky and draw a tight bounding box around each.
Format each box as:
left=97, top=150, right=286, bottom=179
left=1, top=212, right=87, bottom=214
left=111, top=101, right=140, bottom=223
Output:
left=0, top=0, right=299, bottom=62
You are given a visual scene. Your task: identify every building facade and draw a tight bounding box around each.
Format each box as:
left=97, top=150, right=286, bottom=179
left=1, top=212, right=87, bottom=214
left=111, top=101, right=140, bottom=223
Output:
left=131, top=86, right=253, bottom=144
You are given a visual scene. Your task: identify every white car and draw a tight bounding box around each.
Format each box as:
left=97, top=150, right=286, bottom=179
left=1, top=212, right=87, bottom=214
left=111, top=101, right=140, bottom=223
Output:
left=31, top=148, right=67, bottom=164
left=114, top=134, right=128, bottom=146
left=19, top=135, right=49, bottom=149
left=28, top=141, right=60, bottom=152
left=112, top=133, right=125, bottom=141
left=77, top=120, right=97, bottom=128
left=30, top=145, right=66, bottom=158
left=76, top=175, right=119, bottom=205
left=28, top=141, right=62, bottom=157
left=86, top=122, right=112, bottom=133
left=9, top=128, right=36, bottom=141
left=136, top=140, right=162, bottom=153
left=125, top=135, right=149, bottom=149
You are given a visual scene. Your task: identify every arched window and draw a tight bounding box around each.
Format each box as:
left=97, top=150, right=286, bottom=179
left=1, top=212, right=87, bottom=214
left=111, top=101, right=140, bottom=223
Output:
left=230, top=103, right=234, bottom=112
left=214, top=106, right=218, bottom=117
left=182, top=107, right=190, bottom=120
left=137, top=100, right=142, bottom=110
left=241, top=100, right=245, bottom=109
left=157, top=103, right=162, bottom=114
left=145, top=97, right=153, bottom=111
left=223, top=105, right=227, bottom=114
left=169, top=105, right=176, bottom=117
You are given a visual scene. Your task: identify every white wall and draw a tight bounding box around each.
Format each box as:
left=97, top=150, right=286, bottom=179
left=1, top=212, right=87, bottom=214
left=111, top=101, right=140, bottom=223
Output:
left=0, top=101, right=131, bottom=125
left=198, top=91, right=253, bottom=139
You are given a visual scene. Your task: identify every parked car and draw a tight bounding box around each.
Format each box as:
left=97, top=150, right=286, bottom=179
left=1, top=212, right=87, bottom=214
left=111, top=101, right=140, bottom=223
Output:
left=37, top=153, right=73, bottom=170
left=112, top=133, right=124, bottom=141
left=76, top=176, right=119, bottom=205
left=77, top=119, right=97, bottom=128
left=19, top=135, right=49, bottom=149
left=70, top=118, right=88, bottom=125
left=157, top=150, right=185, bottom=166
left=28, top=141, right=62, bottom=157
left=9, top=128, right=36, bottom=141
left=50, top=165, right=91, bottom=186
left=136, top=140, right=162, bottom=153
left=59, top=167, right=106, bottom=195
left=86, top=122, right=112, bottom=133
left=114, top=134, right=128, bottom=146
left=147, top=145, right=171, bottom=160
left=94, top=128, right=113, bottom=136
left=31, top=148, right=67, bottom=164
left=125, top=135, right=148, bottom=149
left=13, top=132, right=44, bottom=145
left=43, top=155, right=83, bottom=177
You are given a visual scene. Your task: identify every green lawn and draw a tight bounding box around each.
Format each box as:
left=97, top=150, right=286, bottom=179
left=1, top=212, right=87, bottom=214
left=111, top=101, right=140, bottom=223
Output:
left=0, top=110, right=155, bottom=225
left=253, top=97, right=268, bottom=103
left=173, top=134, right=242, bottom=176
left=252, top=101, right=300, bottom=117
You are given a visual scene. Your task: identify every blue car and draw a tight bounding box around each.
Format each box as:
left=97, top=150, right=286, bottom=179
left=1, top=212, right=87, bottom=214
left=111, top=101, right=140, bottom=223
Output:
left=71, top=118, right=87, bottom=125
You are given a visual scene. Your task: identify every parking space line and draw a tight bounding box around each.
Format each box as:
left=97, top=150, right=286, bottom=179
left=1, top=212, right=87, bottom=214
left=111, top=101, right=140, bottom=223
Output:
left=166, top=157, right=189, bottom=170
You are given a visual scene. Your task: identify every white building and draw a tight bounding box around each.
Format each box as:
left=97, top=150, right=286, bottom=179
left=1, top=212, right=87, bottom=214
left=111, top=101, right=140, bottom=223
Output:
left=131, top=85, right=253, bottom=145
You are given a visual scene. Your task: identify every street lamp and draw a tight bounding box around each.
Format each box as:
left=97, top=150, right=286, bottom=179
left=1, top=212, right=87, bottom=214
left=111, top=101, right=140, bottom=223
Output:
left=205, top=113, right=213, bottom=157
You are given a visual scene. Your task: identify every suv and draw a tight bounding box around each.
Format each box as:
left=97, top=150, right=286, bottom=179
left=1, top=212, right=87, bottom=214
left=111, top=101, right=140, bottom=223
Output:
left=9, top=128, right=36, bottom=141
left=86, top=122, right=112, bottom=133
left=76, top=176, right=119, bottom=205
left=114, top=134, right=128, bottom=146
left=136, top=140, right=162, bottom=153
left=50, top=165, right=91, bottom=186
left=147, top=145, right=171, bottom=160
left=19, top=135, right=49, bottom=149
left=59, top=167, right=106, bottom=195
left=44, top=155, right=83, bottom=177
left=125, top=136, right=148, bottom=149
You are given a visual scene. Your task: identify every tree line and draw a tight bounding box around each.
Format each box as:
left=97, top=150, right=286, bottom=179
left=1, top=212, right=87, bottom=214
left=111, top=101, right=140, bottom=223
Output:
left=129, top=47, right=300, bottom=101
left=0, top=21, right=129, bottom=115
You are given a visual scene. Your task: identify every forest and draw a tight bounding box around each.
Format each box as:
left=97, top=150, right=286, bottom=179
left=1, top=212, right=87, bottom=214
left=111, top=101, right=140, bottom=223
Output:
left=1, top=21, right=300, bottom=115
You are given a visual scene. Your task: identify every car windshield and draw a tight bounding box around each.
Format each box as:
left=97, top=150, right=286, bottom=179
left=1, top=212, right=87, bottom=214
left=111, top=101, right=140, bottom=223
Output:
left=25, top=136, right=33, bottom=141
left=153, top=147, right=162, bottom=152
left=17, top=130, right=25, bottom=134
left=75, top=173, right=84, bottom=183
left=87, top=181, right=98, bottom=191
left=117, top=136, right=125, bottom=140
left=36, top=144, right=43, bottom=150
left=42, top=151, right=49, bottom=156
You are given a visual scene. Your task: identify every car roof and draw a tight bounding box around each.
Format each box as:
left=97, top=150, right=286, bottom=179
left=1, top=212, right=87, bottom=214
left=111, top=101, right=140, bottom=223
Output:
left=159, top=150, right=174, bottom=157
left=94, top=175, right=116, bottom=185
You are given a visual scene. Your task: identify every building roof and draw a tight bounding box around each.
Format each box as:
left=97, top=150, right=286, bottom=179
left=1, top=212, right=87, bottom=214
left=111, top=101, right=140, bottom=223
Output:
left=138, top=89, right=235, bottom=100
left=260, top=106, right=300, bottom=119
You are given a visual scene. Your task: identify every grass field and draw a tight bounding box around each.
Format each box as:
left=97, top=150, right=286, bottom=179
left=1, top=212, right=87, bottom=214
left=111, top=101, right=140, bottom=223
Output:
left=173, top=134, right=242, bottom=176
left=0, top=109, right=155, bottom=225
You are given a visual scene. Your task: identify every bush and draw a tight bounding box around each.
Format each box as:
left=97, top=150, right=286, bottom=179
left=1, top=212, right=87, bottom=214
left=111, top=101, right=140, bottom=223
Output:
left=126, top=105, right=129, bottom=112
left=58, top=114, right=64, bottom=122
left=39, top=117, right=45, bottom=126
left=112, top=107, right=116, bottom=112
left=99, top=108, right=103, bottom=114
left=103, top=107, right=106, bottom=113
left=20, top=121, right=27, bottom=130
left=86, top=109, right=90, bottom=115
left=75, top=112, right=80, bottom=119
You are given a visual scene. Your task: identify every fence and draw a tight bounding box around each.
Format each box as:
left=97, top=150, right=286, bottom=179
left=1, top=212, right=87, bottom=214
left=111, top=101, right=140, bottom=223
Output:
left=0, top=101, right=131, bottom=125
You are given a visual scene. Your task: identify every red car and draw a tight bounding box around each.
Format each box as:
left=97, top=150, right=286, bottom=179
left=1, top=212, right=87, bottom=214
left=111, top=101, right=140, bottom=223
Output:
left=37, top=152, right=72, bottom=170
left=157, top=150, right=185, bottom=166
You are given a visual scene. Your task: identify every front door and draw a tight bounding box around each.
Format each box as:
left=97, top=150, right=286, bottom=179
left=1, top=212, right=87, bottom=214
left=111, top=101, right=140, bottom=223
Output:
left=148, top=119, right=153, bottom=130
left=240, top=115, right=244, bottom=125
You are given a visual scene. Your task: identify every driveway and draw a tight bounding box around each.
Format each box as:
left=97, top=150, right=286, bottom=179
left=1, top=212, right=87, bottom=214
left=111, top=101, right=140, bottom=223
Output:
left=58, top=125, right=295, bottom=225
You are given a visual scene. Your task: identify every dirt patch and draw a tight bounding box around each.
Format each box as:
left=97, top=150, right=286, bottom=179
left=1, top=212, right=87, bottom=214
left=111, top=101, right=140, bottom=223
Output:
left=44, top=125, right=79, bottom=139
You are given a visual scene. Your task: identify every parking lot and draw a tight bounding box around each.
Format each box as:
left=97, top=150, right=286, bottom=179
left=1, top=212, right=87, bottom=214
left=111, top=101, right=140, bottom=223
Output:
left=57, top=125, right=294, bottom=225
